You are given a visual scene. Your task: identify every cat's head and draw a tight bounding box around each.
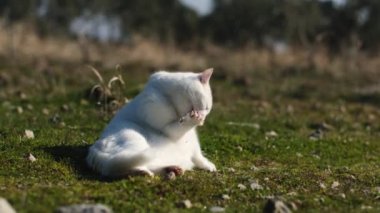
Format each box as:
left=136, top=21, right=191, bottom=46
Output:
left=150, top=68, right=214, bottom=119
left=187, top=68, right=213, bottom=114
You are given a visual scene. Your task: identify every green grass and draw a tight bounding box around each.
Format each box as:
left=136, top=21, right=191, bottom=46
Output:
left=0, top=63, right=380, bottom=212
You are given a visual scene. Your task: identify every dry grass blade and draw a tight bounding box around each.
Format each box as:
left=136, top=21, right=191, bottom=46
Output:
left=108, top=75, right=125, bottom=89
left=88, top=65, right=104, bottom=84
left=90, top=84, right=103, bottom=96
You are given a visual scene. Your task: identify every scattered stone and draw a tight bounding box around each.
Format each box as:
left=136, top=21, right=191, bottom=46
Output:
left=55, top=204, right=113, bottom=213
left=287, top=192, right=298, bottom=196
left=250, top=165, right=259, bottom=171
left=319, top=182, right=326, bottom=189
left=237, top=183, right=247, bottom=190
left=309, top=129, right=323, bottom=141
left=42, top=108, right=50, bottom=115
left=0, top=198, right=16, bottom=213
left=286, top=105, right=294, bottom=113
left=24, top=130, right=35, bottom=139
left=237, top=146, right=243, bottom=152
left=221, top=194, right=230, bottom=200
left=250, top=180, right=263, bottom=190
left=331, top=181, right=340, bottom=189
left=61, top=104, right=70, bottom=112
left=374, top=186, right=380, bottom=194
left=18, top=92, right=27, bottom=100
left=178, top=200, right=192, bottom=209
left=361, top=205, right=373, bottom=210
left=339, top=193, right=346, bottom=199
left=227, top=167, right=236, bottom=172
left=263, top=198, right=292, bottom=213
left=209, top=206, right=225, bottom=212
left=265, top=131, right=278, bottom=138
left=28, top=153, right=37, bottom=162
left=26, top=104, right=34, bottom=110
left=16, top=106, right=23, bottom=114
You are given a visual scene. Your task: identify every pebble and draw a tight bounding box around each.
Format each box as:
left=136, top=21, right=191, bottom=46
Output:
left=265, top=131, right=278, bottom=138
left=55, top=204, right=113, bottom=213
left=227, top=167, right=236, bottom=172
left=237, top=184, right=247, bottom=190
left=42, top=108, right=50, bottom=115
left=179, top=199, right=192, bottom=209
left=16, top=106, right=23, bottom=114
left=0, top=198, right=16, bottom=213
left=221, top=194, right=230, bottom=200
left=250, top=180, right=263, bottom=190
left=28, top=153, right=37, bottom=162
left=331, top=181, right=340, bottom=189
left=209, top=206, right=225, bottom=212
left=319, top=183, right=326, bottom=189
left=24, top=130, right=34, bottom=139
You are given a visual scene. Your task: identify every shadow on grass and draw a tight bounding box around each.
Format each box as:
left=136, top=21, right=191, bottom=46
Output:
left=43, top=145, right=117, bottom=182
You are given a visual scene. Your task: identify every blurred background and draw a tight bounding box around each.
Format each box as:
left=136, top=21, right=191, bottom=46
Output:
left=0, top=0, right=380, bottom=102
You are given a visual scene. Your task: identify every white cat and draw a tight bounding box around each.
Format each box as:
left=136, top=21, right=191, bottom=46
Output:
left=87, top=68, right=216, bottom=177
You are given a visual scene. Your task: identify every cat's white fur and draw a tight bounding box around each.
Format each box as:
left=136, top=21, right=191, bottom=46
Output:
left=87, top=68, right=216, bottom=177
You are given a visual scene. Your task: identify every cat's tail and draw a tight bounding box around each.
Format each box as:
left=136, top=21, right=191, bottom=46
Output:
left=87, top=146, right=154, bottom=177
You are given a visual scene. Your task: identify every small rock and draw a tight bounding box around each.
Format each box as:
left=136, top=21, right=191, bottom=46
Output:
left=374, top=186, right=380, bottom=194
left=179, top=200, right=192, bottom=209
left=287, top=192, right=298, bottom=196
left=361, top=205, right=373, bottom=210
left=340, top=193, right=346, bottom=199
left=28, top=153, right=37, bottom=162
left=16, top=106, right=23, bottom=114
left=286, top=105, right=294, bottom=113
left=331, top=181, right=340, bottom=189
left=237, top=184, right=247, bottom=190
left=26, top=104, right=34, bottom=110
left=55, top=204, right=113, bottom=213
left=0, top=198, right=16, bottom=213
left=250, top=180, right=263, bottom=190
left=61, top=104, right=70, bottom=112
left=319, top=183, right=326, bottom=189
left=209, top=206, right=225, bottom=212
left=42, top=108, right=50, bottom=115
left=265, top=131, right=278, bottom=138
left=24, top=130, right=34, bottom=139
left=263, top=198, right=292, bottom=213
left=237, top=146, right=243, bottom=152
left=252, top=123, right=260, bottom=130
left=165, top=171, right=176, bottom=180
left=296, top=153, right=303, bottom=158
left=250, top=165, right=259, bottom=171
left=221, top=194, right=230, bottom=200
left=227, top=167, right=236, bottom=172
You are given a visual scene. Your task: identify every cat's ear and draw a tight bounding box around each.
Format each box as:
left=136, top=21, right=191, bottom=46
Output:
left=200, top=68, right=213, bottom=84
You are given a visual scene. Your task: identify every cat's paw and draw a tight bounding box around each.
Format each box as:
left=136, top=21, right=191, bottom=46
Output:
left=179, top=110, right=205, bottom=126
left=164, top=166, right=184, bottom=176
left=204, top=161, right=217, bottom=172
